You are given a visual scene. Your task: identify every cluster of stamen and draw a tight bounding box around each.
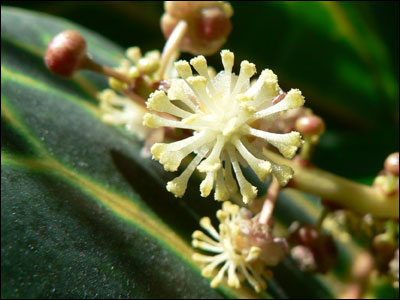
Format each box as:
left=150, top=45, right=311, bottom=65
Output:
left=144, top=50, right=304, bottom=203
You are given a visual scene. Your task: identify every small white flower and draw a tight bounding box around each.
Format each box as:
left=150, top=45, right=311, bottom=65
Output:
left=98, top=89, right=149, bottom=139
left=144, top=50, right=304, bottom=203
left=192, top=202, right=287, bottom=292
left=109, top=47, right=163, bottom=90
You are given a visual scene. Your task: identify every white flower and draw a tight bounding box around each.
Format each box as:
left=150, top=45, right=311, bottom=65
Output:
left=144, top=50, right=304, bottom=203
left=98, top=89, right=149, bottom=139
left=192, top=202, right=287, bottom=292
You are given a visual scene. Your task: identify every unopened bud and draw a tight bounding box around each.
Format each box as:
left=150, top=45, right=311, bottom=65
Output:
left=372, top=232, right=397, bottom=272
left=384, top=152, right=399, bottom=176
left=161, top=1, right=233, bottom=55
left=390, top=249, right=399, bottom=284
left=45, top=30, right=87, bottom=77
left=289, top=222, right=337, bottom=273
left=295, top=114, right=325, bottom=136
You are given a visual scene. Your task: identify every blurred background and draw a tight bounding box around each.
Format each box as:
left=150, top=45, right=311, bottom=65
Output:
left=3, top=1, right=399, bottom=183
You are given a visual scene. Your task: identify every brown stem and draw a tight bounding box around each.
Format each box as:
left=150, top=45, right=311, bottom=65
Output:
left=122, top=89, right=147, bottom=107
left=81, top=56, right=131, bottom=84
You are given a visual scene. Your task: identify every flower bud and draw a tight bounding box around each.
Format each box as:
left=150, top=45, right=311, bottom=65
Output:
left=45, top=30, right=88, bottom=77
left=295, top=114, right=325, bottom=136
left=372, top=232, right=397, bottom=272
left=390, top=249, right=399, bottom=285
left=161, top=1, right=233, bottom=55
left=352, top=252, right=374, bottom=281
left=289, top=222, right=338, bottom=273
left=384, top=152, right=399, bottom=176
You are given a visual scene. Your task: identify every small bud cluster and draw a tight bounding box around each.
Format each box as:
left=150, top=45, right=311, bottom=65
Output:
left=288, top=222, right=338, bottom=273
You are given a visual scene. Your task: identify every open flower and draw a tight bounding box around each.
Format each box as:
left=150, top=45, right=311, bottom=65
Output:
left=144, top=50, right=304, bottom=203
left=192, top=202, right=287, bottom=292
left=98, top=46, right=178, bottom=156
left=98, top=89, right=149, bottom=139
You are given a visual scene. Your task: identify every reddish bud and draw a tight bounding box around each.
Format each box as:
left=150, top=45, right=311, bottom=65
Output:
left=384, top=152, right=399, bottom=176
left=45, top=30, right=87, bottom=77
left=295, top=114, right=325, bottom=136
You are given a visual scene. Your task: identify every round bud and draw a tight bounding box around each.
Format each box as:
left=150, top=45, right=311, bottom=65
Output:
left=45, top=30, right=87, bottom=77
left=295, top=115, right=326, bottom=136
left=384, top=152, right=399, bottom=176
left=161, top=1, right=233, bottom=55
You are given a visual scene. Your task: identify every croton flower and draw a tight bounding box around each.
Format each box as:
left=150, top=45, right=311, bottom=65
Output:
left=192, top=202, right=287, bottom=292
left=144, top=50, right=304, bottom=203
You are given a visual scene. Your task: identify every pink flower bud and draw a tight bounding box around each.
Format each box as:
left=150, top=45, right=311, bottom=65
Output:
left=45, top=30, right=87, bottom=77
left=161, top=1, right=233, bottom=55
left=295, top=114, right=325, bottom=136
left=384, top=152, right=399, bottom=176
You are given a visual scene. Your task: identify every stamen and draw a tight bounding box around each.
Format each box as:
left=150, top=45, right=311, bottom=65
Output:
left=247, top=126, right=303, bottom=159
left=147, top=90, right=192, bottom=118
left=252, top=89, right=305, bottom=121
left=215, top=168, right=229, bottom=201
left=233, top=137, right=272, bottom=181
left=186, top=76, right=218, bottom=113
left=245, top=246, right=261, bottom=262
left=192, top=230, right=220, bottom=246
left=190, top=55, right=219, bottom=100
left=200, top=217, right=220, bottom=240
left=143, top=113, right=202, bottom=130
left=227, top=262, right=241, bottom=288
left=174, top=60, right=193, bottom=79
left=201, top=253, right=228, bottom=277
left=271, top=162, right=294, bottom=186
left=247, top=69, right=280, bottom=108
left=227, top=146, right=258, bottom=203
left=197, top=136, right=225, bottom=172
left=193, top=253, right=219, bottom=263
left=222, top=154, right=238, bottom=194
left=210, top=261, right=230, bottom=288
left=200, top=171, right=216, bottom=197
left=168, top=79, right=199, bottom=112
left=166, top=147, right=209, bottom=197
left=221, top=49, right=234, bottom=73
left=192, top=239, right=224, bottom=253
left=232, top=60, right=256, bottom=97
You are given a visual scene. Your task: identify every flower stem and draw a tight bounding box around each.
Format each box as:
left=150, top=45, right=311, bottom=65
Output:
left=158, top=20, right=188, bottom=80
left=81, top=56, right=131, bottom=84
left=259, top=178, right=281, bottom=225
left=264, top=148, right=399, bottom=219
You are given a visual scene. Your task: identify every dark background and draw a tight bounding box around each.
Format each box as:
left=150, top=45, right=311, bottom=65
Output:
left=3, top=1, right=399, bottom=183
